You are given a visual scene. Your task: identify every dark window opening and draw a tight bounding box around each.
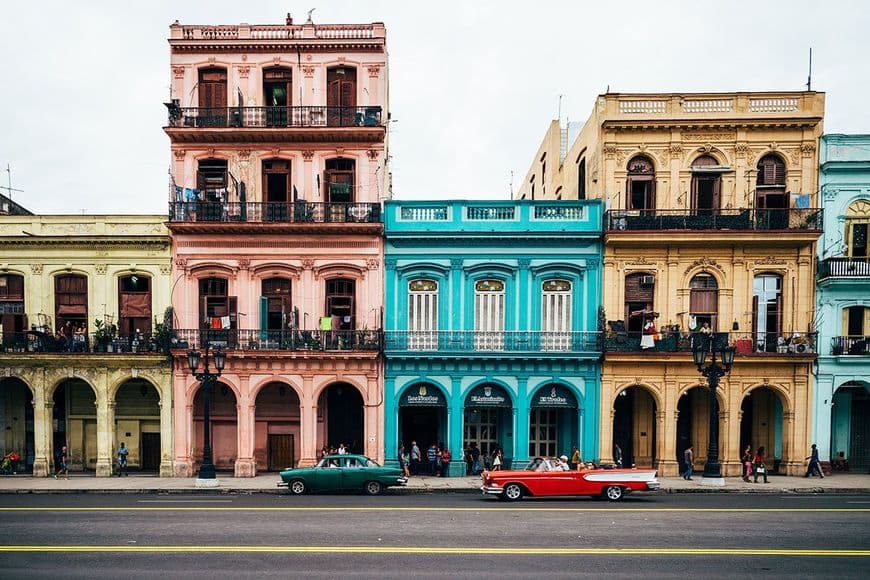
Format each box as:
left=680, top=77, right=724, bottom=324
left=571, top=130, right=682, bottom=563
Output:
left=324, top=158, right=355, bottom=204
left=691, top=155, right=721, bottom=214
left=0, top=274, right=26, bottom=335
left=263, top=159, right=291, bottom=207
left=55, top=274, right=88, bottom=331
left=756, top=154, right=787, bottom=209
left=197, top=159, right=229, bottom=205
left=624, top=273, right=654, bottom=333
left=626, top=156, right=655, bottom=212
left=850, top=223, right=868, bottom=257
left=325, top=278, right=355, bottom=331
left=199, top=277, right=237, bottom=330
left=847, top=306, right=865, bottom=337
left=578, top=158, right=586, bottom=200
left=263, top=67, right=292, bottom=126
left=262, top=278, right=292, bottom=331
left=118, top=275, right=152, bottom=336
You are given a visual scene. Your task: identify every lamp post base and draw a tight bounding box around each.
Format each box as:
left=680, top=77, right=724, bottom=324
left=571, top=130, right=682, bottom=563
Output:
left=195, top=477, right=220, bottom=488
left=700, top=476, right=725, bottom=487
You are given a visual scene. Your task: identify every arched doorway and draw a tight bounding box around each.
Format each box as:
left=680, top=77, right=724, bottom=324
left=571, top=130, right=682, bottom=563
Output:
left=255, top=382, right=301, bottom=471
left=114, top=379, right=161, bottom=472
left=0, top=378, right=34, bottom=473
left=740, top=387, right=784, bottom=474
left=192, top=381, right=237, bottom=473
left=626, top=155, right=656, bottom=213
left=464, top=384, right=513, bottom=464
left=318, top=383, right=364, bottom=454
left=52, top=379, right=97, bottom=472
left=529, top=384, right=578, bottom=458
left=831, top=381, right=870, bottom=470
left=613, top=386, right=657, bottom=468
left=676, top=386, right=725, bottom=470
left=398, top=383, right=447, bottom=462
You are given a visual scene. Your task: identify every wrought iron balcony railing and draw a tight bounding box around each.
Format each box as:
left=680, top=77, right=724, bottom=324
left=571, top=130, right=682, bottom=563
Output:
left=171, top=329, right=382, bottom=352
left=166, top=106, right=384, bottom=129
left=831, top=336, right=870, bottom=356
left=168, top=202, right=381, bottom=224
left=603, top=331, right=817, bottom=355
left=818, top=257, right=870, bottom=279
left=0, top=331, right=164, bottom=354
left=383, top=331, right=601, bottom=353
left=604, top=208, right=822, bottom=232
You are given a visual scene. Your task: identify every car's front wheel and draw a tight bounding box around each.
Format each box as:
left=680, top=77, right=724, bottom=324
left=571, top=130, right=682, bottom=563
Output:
left=502, top=483, right=524, bottom=501
left=364, top=481, right=383, bottom=496
left=289, top=479, right=307, bottom=495
left=603, top=485, right=624, bottom=501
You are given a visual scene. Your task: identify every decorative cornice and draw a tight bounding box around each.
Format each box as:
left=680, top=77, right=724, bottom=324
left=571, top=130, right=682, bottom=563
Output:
left=684, top=257, right=725, bottom=276
left=172, top=66, right=185, bottom=79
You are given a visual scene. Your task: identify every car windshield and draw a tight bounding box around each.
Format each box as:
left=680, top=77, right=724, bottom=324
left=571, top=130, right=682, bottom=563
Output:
left=316, top=457, right=341, bottom=468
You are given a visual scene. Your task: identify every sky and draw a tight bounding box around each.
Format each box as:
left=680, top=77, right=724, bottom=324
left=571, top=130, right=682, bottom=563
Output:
left=2, top=0, right=869, bottom=214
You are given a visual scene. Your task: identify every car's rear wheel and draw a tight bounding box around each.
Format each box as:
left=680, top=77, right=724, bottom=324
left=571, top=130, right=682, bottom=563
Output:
left=604, top=485, right=624, bottom=501
left=502, top=483, right=524, bottom=501
left=364, top=481, right=383, bottom=496
left=289, top=479, right=307, bottom=495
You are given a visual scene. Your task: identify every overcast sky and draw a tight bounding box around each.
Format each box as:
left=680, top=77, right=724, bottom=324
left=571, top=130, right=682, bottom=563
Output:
left=2, top=0, right=869, bottom=214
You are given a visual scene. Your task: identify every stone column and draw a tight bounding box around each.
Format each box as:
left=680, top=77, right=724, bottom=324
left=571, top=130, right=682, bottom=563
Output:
left=448, top=377, right=464, bottom=476
left=368, top=374, right=384, bottom=464
left=234, top=377, right=256, bottom=477
left=514, top=378, right=530, bottom=466
left=158, top=396, right=175, bottom=477
left=660, top=381, right=679, bottom=476
left=299, top=376, right=317, bottom=466
left=782, top=411, right=797, bottom=475
left=32, top=396, right=52, bottom=478
left=95, top=395, right=114, bottom=478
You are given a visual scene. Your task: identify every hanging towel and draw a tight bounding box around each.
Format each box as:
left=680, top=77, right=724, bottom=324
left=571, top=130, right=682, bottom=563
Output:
left=320, top=316, right=332, bottom=331
left=795, top=194, right=810, bottom=209
left=221, top=316, right=231, bottom=329
left=184, top=188, right=198, bottom=202
left=210, top=317, right=222, bottom=330
left=174, top=186, right=184, bottom=201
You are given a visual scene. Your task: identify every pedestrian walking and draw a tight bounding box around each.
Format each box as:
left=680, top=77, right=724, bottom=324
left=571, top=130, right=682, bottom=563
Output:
left=492, top=449, right=503, bottom=471
left=804, top=443, right=825, bottom=478
left=571, top=446, right=581, bottom=470
left=52, top=446, right=68, bottom=480
left=613, top=443, right=623, bottom=467
left=116, top=442, right=129, bottom=476
left=440, top=447, right=452, bottom=477
left=410, top=441, right=421, bottom=475
left=469, top=442, right=481, bottom=474
left=741, top=445, right=753, bottom=482
left=427, top=443, right=438, bottom=476
left=682, top=445, right=694, bottom=480
left=753, top=446, right=768, bottom=483
left=398, top=445, right=410, bottom=478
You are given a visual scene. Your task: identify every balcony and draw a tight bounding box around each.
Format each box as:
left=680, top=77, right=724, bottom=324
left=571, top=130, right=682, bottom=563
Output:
left=603, top=331, right=817, bottom=356
left=164, top=105, right=385, bottom=144
left=605, top=208, right=822, bottom=232
left=383, top=331, right=601, bottom=354
left=170, top=329, right=381, bottom=352
left=0, top=331, right=166, bottom=355
left=831, top=336, right=870, bottom=356
left=818, top=257, right=870, bottom=280
left=167, top=202, right=382, bottom=233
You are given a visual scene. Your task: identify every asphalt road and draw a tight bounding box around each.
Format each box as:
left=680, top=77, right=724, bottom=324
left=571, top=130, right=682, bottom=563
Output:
left=1, top=493, right=868, bottom=579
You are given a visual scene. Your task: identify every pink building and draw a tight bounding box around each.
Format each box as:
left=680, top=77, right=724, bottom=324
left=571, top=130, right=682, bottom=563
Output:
left=165, top=17, right=388, bottom=477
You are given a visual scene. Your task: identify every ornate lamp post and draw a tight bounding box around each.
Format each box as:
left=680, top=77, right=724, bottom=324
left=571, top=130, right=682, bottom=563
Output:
left=188, top=344, right=226, bottom=486
left=692, top=332, right=736, bottom=486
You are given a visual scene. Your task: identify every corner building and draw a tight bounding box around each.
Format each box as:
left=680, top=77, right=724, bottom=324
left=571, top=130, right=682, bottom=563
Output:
left=519, top=92, right=824, bottom=475
left=165, top=18, right=388, bottom=477
left=815, top=134, right=870, bottom=471
left=383, top=200, right=602, bottom=475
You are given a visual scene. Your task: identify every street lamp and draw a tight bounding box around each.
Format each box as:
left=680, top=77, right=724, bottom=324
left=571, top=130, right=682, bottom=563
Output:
left=188, top=343, right=226, bottom=484
left=692, top=332, right=736, bottom=486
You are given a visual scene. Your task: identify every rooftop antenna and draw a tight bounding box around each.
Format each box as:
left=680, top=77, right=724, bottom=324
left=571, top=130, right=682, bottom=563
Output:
left=306, top=8, right=315, bottom=24
left=509, top=170, right=514, bottom=198
left=1, top=164, right=24, bottom=201
left=806, top=47, right=813, bottom=91
left=557, top=94, right=564, bottom=123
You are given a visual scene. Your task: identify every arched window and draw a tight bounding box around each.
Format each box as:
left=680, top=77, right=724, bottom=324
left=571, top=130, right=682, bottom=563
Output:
left=474, top=279, right=505, bottom=350
left=577, top=158, right=587, bottom=200
left=753, top=274, right=782, bottom=352
left=626, top=155, right=656, bottom=212
left=197, top=67, right=227, bottom=126
left=542, top=279, right=572, bottom=351
left=327, top=66, right=357, bottom=126
left=0, top=274, right=26, bottom=335
left=691, top=155, right=721, bottom=214
left=55, top=274, right=88, bottom=331
left=624, top=273, right=654, bottom=333
left=756, top=154, right=787, bottom=209
left=689, top=274, right=718, bottom=331
left=408, top=279, right=438, bottom=350
left=845, top=200, right=870, bottom=257
left=118, top=274, right=152, bottom=336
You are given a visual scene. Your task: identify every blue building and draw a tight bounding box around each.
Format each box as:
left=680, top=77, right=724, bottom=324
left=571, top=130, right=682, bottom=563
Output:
left=383, top=200, right=602, bottom=475
left=816, top=134, right=870, bottom=471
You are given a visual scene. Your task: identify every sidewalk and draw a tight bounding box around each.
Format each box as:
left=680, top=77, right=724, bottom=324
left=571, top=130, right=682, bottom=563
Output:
left=1, top=472, right=869, bottom=494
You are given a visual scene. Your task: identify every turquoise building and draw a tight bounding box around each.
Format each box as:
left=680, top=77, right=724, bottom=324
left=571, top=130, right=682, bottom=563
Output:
left=816, top=134, right=870, bottom=470
left=383, top=200, right=602, bottom=475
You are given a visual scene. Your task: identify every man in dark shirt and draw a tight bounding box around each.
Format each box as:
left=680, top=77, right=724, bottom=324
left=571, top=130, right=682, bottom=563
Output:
left=427, top=443, right=438, bottom=476
left=470, top=442, right=481, bottom=474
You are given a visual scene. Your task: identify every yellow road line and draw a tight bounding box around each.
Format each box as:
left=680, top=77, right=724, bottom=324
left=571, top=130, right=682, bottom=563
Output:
left=0, top=546, right=867, bottom=556
left=0, top=507, right=868, bottom=513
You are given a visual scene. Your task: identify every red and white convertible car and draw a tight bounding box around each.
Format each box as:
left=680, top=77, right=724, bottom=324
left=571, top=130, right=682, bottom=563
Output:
left=481, top=458, right=660, bottom=501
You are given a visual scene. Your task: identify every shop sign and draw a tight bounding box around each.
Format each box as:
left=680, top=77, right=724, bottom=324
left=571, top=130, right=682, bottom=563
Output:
left=400, top=384, right=446, bottom=407
left=466, top=384, right=511, bottom=408
left=532, top=385, right=577, bottom=408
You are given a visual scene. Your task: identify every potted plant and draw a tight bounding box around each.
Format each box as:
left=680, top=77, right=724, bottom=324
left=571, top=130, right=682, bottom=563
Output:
left=93, top=319, right=109, bottom=352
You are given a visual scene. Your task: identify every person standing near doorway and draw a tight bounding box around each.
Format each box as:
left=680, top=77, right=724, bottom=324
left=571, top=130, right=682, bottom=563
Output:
left=398, top=445, right=410, bottom=478
left=613, top=443, right=623, bottom=468
left=741, top=445, right=753, bottom=482
left=117, top=442, right=129, bottom=477
left=409, top=441, right=421, bottom=476
left=427, top=443, right=438, bottom=476
left=469, top=442, right=481, bottom=475
left=682, top=445, right=694, bottom=480
left=753, top=446, right=768, bottom=483
left=440, top=447, right=452, bottom=478
left=571, top=446, right=581, bottom=470
left=52, top=446, right=68, bottom=480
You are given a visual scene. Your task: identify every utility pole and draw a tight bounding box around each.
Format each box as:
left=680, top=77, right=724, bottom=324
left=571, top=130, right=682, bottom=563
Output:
left=0, top=164, right=24, bottom=201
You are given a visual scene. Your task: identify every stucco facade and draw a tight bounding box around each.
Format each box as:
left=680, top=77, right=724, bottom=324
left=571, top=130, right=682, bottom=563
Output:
left=0, top=215, right=173, bottom=476
left=383, top=200, right=602, bottom=475
left=165, top=18, right=388, bottom=477
left=518, top=92, right=825, bottom=475
left=815, top=134, right=870, bottom=470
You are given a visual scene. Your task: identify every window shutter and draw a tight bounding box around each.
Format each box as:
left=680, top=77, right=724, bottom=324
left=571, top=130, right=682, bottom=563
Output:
left=841, top=307, right=850, bottom=336
left=229, top=296, right=238, bottom=328
left=260, top=296, right=268, bottom=338
left=863, top=307, right=870, bottom=336
left=200, top=296, right=208, bottom=326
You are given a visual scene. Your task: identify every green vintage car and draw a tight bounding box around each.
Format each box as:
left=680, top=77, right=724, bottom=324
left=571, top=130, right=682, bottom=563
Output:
left=278, top=454, right=408, bottom=495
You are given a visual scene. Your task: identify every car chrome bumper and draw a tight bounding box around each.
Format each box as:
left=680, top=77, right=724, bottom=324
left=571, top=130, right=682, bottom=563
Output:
left=277, top=481, right=288, bottom=488
left=396, top=477, right=408, bottom=486
left=646, top=481, right=661, bottom=490
left=480, top=485, right=503, bottom=495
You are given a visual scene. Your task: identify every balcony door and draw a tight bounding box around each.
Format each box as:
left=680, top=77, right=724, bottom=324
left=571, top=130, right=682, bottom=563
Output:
left=752, top=274, right=782, bottom=352
left=0, top=274, right=26, bottom=335
left=846, top=200, right=870, bottom=257
left=325, top=279, right=355, bottom=331
left=263, top=67, right=292, bottom=127
left=261, top=278, right=292, bottom=332
left=474, top=279, right=505, bottom=350
left=756, top=154, right=787, bottom=209
left=118, top=275, right=152, bottom=336
left=263, top=159, right=291, bottom=221
left=199, top=278, right=237, bottom=349
left=626, top=155, right=656, bottom=213
left=691, top=155, right=721, bottom=215
left=327, top=67, right=357, bottom=126
left=689, top=274, right=718, bottom=331
left=408, top=279, right=438, bottom=351
left=541, top=279, right=572, bottom=351
left=624, top=273, right=654, bottom=333
left=197, top=68, right=227, bottom=127
left=55, top=274, right=88, bottom=331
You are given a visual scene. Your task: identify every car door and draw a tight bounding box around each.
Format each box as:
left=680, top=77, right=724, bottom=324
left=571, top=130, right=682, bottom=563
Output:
left=311, top=458, right=343, bottom=491
left=341, top=456, right=368, bottom=490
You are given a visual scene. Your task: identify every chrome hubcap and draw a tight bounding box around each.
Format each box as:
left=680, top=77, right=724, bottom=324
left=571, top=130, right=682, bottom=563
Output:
left=291, top=481, right=304, bottom=494
left=505, top=485, right=520, bottom=499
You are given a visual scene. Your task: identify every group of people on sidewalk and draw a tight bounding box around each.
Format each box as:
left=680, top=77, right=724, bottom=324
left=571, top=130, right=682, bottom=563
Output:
left=51, top=442, right=130, bottom=479
left=680, top=443, right=827, bottom=482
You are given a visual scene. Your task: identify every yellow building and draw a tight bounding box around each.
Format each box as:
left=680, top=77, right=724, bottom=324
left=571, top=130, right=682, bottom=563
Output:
left=519, top=92, right=824, bottom=476
left=0, top=214, right=173, bottom=476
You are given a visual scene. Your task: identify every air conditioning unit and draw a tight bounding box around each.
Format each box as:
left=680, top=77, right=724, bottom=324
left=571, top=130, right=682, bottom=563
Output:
left=640, top=275, right=656, bottom=287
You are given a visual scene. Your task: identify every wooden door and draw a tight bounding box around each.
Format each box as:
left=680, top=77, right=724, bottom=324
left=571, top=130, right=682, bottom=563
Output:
left=327, top=67, right=357, bottom=126
left=198, top=68, right=227, bottom=127
left=268, top=434, right=294, bottom=470
left=141, top=432, right=161, bottom=471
